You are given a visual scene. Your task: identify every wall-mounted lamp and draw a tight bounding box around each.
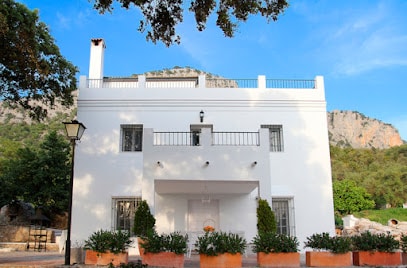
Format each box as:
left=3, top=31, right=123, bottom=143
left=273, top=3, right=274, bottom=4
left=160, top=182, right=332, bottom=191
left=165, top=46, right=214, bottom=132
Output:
left=157, top=161, right=163, bottom=168
left=252, top=161, right=257, bottom=167
left=200, top=110, right=204, bottom=123
left=205, top=161, right=210, bottom=166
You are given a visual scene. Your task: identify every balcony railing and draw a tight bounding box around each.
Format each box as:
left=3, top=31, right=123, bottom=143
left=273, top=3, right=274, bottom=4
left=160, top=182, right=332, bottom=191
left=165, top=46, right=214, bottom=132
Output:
left=84, top=76, right=317, bottom=89
left=212, top=132, right=260, bottom=146
left=266, top=79, right=315, bottom=89
left=206, top=78, right=315, bottom=88
left=153, top=131, right=260, bottom=146
left=154, top=132, right=195, bottom=146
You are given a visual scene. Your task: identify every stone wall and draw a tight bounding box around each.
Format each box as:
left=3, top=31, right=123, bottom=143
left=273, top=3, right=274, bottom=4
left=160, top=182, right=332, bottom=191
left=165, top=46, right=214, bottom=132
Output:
left=0, top=225, right=55, bottom=243
left=342, top=215, right=407, bottom=240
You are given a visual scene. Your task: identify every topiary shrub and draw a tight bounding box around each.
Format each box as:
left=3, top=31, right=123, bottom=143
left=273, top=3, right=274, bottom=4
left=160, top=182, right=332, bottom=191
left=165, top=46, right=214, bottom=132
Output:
left=133, top=200, right=156, bottom=237
left=257, top=198, right=276, bottom=233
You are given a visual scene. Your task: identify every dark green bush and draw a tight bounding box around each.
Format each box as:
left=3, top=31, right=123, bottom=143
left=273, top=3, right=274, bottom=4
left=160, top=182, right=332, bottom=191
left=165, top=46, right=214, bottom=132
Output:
left=195, top=231, right=246, bottom=256
left=84, top=229, right=132, bottom=254
left=141, top=231, right=187, bottom=255
left=257, top=199, right=277, bottom=233
left=252, top=232, right=299, bottom=253
left=352, top=231, right=399, bottom=252
left=304, top=232, right=352, bottom=253
left=133, top=200, right=156, bottom=237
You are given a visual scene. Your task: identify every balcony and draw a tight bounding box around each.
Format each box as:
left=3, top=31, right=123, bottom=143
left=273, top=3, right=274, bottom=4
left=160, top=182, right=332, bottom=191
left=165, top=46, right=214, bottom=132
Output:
left=153, top=131, right=260, bottom=146
left=82, top=75, right=317, bottom=89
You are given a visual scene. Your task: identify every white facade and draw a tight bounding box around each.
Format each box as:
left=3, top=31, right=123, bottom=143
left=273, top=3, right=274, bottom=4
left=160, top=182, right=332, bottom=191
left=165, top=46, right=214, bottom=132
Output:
left=72, top=38, right=335, bottom=252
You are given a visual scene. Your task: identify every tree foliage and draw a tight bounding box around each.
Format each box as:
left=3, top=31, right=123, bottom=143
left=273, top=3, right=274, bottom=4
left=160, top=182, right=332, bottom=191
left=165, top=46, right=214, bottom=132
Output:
left=0, top=0, right=78, bottom=120
left=0, top=131, right=71, bottom=214
left=333, top=179, right=375, bottom=215
left=133, top=200, right=156, bottom=237
left=91, top=0, right=289, bottom=47
left=257, top=198, right=277, bottom=233
left=331, top=144, right=407, bottom=210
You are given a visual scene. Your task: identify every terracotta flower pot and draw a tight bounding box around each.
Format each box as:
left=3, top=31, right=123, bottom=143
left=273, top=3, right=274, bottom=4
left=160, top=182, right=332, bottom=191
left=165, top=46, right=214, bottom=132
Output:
left=142, top=251, right=184, bottom=268
left=200, top=253, right=242, bottom=268
left=257, top=252, right=300, bottom=267
left=353, top=251, right=401, bottom=266
left=84, top=250, right=128, bottom=266
left=306, top=251, right=352, bottom=267
left=402, top=252, right=407, bottom=265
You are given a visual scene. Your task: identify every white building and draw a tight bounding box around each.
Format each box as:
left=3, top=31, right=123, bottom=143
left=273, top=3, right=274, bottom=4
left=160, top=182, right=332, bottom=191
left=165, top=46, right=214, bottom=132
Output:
left=72, top=38, right=335, bottom=252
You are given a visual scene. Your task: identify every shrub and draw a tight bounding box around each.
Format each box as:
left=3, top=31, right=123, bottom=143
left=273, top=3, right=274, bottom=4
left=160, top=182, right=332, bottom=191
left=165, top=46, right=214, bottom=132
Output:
left=84, top=229, right=132, bottom=254
left=401, top=233, right=407, bottom=253
left=352, top=231, right=399, bottom=252
left=195, top=231, right=246, bottom=256
left=304, top=232, right=352, bottom=253
left=133, top=200, right=155, bottom=237
left=257, top=199, right=277, bottom=233
left=252, top=232, right=299, bottom=253
left=141, top=231, right=188, bottom=255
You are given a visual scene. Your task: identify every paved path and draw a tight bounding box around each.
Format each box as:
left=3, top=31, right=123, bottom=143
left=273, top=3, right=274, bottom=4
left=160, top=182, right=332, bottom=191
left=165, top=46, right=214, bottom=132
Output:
left=1, top=250, right=407, bottom=268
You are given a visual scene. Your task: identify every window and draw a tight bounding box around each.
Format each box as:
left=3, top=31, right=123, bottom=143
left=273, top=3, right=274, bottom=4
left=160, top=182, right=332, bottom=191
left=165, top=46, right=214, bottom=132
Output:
left=272, top=198, right=295, bottom=235
left=112, top=197, right=142, bottom=234
left=261, top=125, right=284, bottom=152
left=121, top=125, right=143, bottom=151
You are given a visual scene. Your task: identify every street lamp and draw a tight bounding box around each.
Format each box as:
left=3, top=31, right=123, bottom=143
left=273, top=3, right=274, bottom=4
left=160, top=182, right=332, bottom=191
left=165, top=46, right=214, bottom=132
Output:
left=63, top=120, right=86, bottom=265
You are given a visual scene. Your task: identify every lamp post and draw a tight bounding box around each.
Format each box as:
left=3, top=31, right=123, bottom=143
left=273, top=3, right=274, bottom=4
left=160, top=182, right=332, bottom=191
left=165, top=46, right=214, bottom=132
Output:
left=63, top=120, right=86, bottom=265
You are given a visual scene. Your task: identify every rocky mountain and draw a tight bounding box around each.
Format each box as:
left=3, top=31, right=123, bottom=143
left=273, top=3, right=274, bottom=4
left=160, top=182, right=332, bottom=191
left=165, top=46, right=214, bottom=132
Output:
left=327, top=110, right=404, bottom=149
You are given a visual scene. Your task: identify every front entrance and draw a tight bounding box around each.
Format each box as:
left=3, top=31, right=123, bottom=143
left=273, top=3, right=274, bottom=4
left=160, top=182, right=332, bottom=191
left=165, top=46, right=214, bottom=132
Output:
left=188, top=199, right=219, bottom=232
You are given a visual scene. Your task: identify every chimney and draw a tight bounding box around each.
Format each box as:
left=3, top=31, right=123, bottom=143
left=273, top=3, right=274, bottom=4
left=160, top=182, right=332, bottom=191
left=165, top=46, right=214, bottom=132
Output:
left=89, top=38, right=105, bottom=80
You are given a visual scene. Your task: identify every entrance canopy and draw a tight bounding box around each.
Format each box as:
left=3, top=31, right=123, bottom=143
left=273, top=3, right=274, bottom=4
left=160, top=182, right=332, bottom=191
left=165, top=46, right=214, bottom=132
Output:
left=155, top=180, right=259, bottom=195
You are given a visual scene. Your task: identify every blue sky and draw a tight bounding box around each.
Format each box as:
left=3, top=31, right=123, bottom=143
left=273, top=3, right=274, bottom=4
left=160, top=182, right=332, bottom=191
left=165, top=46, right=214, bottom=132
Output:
left=21, top=0, right=407, bottom=140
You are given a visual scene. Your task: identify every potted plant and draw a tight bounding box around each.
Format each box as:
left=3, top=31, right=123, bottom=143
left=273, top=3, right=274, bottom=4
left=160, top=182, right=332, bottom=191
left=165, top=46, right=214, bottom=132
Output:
left=195, top=231, right=246, bottom=268
left=140, top=231, right=188, bottom=268
left=304, top=232, right=352, bottom=267
left=352, top=231, right=401, bottom=266
left=401, top=233, right=407, bottom=265
left=133, top=200, right=156, bottom=255
left=252, top=232, right=300, bottom=267
left=84, top=229, right=132, bottom=266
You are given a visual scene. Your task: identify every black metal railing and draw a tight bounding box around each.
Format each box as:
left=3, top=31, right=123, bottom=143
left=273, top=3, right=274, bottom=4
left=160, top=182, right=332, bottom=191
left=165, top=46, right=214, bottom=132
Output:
left=86, top=78, right=315, bottom=89
left=153, top=131, right=260, bottom=146
left=266, top=79, right=315, bottom=89
left=212, top=132, right=260, bottom=146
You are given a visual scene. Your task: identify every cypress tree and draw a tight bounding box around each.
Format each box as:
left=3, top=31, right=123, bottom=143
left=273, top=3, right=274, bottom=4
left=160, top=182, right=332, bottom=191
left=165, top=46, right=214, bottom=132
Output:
left=257, top=198, right=277, bottom=233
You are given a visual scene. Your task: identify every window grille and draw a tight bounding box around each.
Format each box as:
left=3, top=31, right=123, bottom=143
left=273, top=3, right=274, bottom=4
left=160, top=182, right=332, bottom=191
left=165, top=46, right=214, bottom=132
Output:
left=272, top=198, right=295, bottom=236
left=261, top=125, right=284, bottom=152
left=112, top=197, right=142, bottom=235
left=121, top=125, right=143, bottom=151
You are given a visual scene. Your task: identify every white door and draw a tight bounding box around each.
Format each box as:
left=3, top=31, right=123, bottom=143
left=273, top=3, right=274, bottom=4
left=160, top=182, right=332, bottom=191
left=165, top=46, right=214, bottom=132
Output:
left=188, top=199, right=219, bottom=231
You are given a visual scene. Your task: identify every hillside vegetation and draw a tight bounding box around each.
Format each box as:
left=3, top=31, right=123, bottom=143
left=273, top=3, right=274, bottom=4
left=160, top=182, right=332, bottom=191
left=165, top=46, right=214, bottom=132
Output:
left=331, top=144, right=407, bottom=208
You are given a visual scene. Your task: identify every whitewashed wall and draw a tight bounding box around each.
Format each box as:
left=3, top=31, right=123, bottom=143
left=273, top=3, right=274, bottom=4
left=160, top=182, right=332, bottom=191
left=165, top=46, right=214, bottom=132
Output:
left=72, top=81, right=334, bottom=251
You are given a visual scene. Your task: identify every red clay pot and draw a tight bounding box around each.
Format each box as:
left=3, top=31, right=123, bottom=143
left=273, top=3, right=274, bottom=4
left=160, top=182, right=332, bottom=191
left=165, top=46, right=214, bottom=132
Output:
left=306, top=251, right=352, bottom=267
left=142, top=251, right=184, bottom=268
left=353, top=251, right=401, bottom=266
left=84, top=250, right=128, bottom=266
left=257, top=252, right=300, bottom=267
left=200, top=253, right=242, bottom=268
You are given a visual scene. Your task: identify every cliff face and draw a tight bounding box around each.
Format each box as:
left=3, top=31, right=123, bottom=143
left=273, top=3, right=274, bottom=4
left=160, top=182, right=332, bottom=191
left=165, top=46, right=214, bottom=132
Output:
left=327, top=110, right=404, bottom=149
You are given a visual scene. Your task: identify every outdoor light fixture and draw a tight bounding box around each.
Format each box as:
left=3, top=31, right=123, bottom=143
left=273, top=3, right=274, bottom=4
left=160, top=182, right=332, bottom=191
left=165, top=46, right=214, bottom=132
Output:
left=205, top=161, right=210, bottom=166
left=157, top=161, right=163, bottom=168
left=63, top=120, right=86, bottom=265
left=252, top=161, right=258, bottom=167
left=200, top=110, right=204, bottom=123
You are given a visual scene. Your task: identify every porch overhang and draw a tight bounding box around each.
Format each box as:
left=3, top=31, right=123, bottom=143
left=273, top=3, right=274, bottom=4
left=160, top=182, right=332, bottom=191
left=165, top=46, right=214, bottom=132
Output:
left=155, top=180, right=259, bottom=195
